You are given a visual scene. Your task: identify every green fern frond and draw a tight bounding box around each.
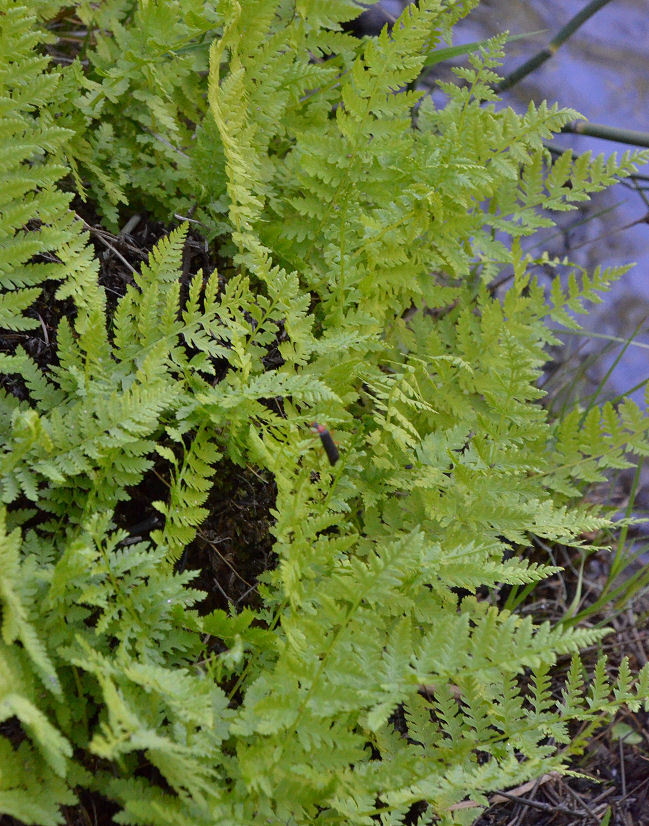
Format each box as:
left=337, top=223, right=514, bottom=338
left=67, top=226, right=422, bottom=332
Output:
left=0, top=2, right=102, bottom=333
left=151, top=425, right=221, bottom=561
left=0, top=508, right=61, bottom=695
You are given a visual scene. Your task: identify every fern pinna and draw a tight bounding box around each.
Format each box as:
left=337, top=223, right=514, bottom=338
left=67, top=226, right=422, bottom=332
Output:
left=1, top=1, right=649, bottom=825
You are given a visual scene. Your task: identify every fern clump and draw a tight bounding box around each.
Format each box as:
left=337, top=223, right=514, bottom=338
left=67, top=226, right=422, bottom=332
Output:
left=2, top=1, right=649, bottom=825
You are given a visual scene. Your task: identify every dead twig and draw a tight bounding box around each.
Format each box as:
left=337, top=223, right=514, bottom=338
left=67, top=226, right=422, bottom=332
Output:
left=497, top=0, right=615, bottom=92
left=448, top=772, right=561, bottom=814
left=562, top=121, right=649, bottom=149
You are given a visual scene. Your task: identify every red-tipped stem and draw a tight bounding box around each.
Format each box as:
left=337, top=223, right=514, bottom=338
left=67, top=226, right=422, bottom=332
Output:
left=310, top=422, right=339, bottom=465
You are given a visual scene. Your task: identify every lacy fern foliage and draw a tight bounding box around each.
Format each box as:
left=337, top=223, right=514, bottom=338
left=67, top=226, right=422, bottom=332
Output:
left=2, top=1, right=649, bottom=825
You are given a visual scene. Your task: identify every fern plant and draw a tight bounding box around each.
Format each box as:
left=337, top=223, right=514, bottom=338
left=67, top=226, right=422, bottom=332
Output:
left=2, top=1, right=649, bottom=825
left=0, top=0, right=100, bottom=333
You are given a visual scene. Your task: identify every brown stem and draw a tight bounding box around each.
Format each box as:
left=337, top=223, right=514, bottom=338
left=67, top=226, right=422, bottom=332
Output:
left=497, top=0, right=615, bottom=92
left=562, top=121, right=649, bottom=149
